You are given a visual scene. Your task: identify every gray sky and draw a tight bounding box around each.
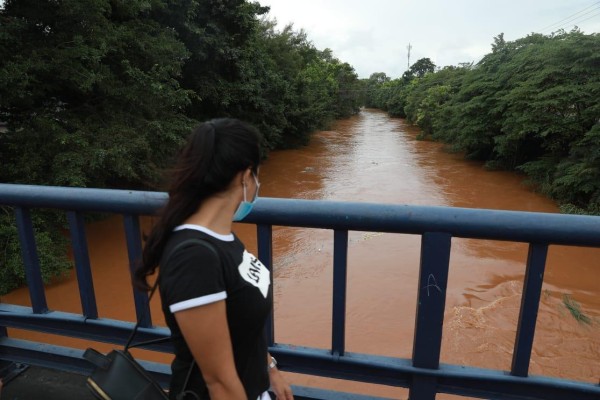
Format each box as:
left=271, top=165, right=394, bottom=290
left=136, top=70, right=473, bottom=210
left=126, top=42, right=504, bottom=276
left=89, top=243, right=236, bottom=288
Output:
left=259, top=0, right=600, bottom=78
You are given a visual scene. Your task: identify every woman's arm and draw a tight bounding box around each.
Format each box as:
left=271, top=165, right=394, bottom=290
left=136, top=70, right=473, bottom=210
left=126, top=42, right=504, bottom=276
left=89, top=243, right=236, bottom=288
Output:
left=266, top=353, right=294, bottom=399
left=175, top=300, right=246, bottom=400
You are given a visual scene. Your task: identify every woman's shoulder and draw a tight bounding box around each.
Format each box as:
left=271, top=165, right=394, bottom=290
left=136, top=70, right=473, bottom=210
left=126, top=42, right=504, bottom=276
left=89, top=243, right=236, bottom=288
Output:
left=164, top=230, right=219, bottom=259
left=161, top=226, right=245, bottom=270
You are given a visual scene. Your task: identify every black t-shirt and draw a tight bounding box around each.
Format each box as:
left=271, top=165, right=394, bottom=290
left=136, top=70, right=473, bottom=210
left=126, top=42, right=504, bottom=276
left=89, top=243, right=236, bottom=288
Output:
left=159, top=224, right=272, bottom=399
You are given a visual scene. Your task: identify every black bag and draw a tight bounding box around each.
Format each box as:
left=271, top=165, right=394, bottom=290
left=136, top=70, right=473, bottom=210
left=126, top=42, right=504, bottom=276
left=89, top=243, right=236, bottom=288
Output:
left=84, top=348, right=169, bottom=400
left=83, top=286, right=175, bottom=400
left=83, top=239, right=218, bottom=400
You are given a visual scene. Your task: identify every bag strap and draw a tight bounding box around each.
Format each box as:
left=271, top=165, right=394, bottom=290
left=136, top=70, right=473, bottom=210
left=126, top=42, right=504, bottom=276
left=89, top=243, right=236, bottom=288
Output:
left=125, top=238, right=220, bottom=351
left=124, top=238, right=220, bottom=398
left=82, top=348, right=111, bottom=369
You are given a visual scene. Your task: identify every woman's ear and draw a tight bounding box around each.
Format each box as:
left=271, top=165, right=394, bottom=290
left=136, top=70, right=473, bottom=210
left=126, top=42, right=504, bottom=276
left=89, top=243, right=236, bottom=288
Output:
left=241, top=168, right=253, bottom=186
left=228, top=169, right=246, bottom=191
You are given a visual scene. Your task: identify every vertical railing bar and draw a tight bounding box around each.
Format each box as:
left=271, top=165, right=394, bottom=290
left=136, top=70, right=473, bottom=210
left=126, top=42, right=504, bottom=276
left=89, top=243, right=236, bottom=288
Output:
left=67, top=211, right=98, bottom=319
left=410, top=232, right=452, bottom=400
left=332, top=229, right=348, bottom=357
left=511, top=242, right=548, bottom=377
left=14, top=207, right=48, bottom=314
left=123, top=214, right=151, bottom=327
left=257, top=224, right=274, bottom=346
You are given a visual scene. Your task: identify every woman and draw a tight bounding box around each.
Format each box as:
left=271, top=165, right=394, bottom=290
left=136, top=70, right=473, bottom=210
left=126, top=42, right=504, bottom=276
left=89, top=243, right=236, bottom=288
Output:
left=135, top=119, right=293, bottom=400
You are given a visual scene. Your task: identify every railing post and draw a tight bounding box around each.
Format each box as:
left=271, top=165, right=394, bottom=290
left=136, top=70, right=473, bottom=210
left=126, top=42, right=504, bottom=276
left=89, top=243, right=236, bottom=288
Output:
left=332, top=229, right=348, bottom=357
left=67, top=211, right=98, bottom=319
left=257, top=224, right=274, bottom=346
left=511, top=243, right=548, bottom=377
left=410, top=232, right=452, bottom=400
left=15, top=207, right=48, bottom=314
left=123, top=214, right=151, bottom=327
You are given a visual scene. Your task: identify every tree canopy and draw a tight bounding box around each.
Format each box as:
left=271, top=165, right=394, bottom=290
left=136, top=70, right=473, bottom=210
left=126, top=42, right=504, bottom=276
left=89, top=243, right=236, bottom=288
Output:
left=367, top=30, right=600, bottom=215
left=0, top=0, right=363, bottom=294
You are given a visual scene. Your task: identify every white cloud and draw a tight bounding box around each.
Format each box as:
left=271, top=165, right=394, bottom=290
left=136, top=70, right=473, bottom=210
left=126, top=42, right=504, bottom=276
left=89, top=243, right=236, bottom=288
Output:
left=261, top=0, right=600, bottom=78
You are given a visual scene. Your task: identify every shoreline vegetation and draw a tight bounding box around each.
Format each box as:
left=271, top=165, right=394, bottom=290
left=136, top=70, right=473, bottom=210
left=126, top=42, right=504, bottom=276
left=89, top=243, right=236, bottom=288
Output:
left=364, top=30, right=600, bottom=217
left=0, top=0, right=363, bottom=293
left=1, top=2, right=597, bottom=294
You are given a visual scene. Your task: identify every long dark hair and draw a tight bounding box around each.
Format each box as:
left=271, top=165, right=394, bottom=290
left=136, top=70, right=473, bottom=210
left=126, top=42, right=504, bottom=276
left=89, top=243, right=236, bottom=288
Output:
left=134, top=118, right=261, bottom=290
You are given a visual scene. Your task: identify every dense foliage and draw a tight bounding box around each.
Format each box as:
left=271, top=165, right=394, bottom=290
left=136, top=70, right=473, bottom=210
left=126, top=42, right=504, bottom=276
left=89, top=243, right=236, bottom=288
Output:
left=0, top=0, right=362, bottom=294
left=367, top=30, right=600, bottom=215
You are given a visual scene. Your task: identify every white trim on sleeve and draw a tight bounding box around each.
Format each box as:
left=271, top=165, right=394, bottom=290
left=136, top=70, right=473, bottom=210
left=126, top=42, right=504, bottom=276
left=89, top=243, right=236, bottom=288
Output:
left=169, top=291, right=227, bottom=313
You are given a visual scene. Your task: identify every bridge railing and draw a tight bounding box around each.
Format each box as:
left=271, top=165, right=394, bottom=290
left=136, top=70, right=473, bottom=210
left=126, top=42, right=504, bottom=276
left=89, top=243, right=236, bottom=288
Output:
left=0, top=183, right=599, bottom=400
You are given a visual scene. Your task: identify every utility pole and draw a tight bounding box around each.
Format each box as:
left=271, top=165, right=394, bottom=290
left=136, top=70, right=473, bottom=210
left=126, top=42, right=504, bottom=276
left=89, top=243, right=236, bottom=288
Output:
left=407, top=43, right=412, bottom=70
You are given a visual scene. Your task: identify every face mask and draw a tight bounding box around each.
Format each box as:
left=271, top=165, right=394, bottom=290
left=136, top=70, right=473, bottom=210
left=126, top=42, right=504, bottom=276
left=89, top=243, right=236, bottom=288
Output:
left=233, top=173, right=260, bottom=221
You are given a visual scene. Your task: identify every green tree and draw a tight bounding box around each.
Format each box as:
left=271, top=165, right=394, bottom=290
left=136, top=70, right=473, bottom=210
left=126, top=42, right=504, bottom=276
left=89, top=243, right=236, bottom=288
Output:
left=367, top=30, right=600, bottom=214
left=552, top=124, right=600, bottom=210
left=402, top=57, right=436, bottom=82
left=241, top=23, right=361, bottom=147
left=0, top=210, right=71, bottom=295
left=382, top=79, right=407, bottom=117
left=363, top=72, right=391, bottom=108
left=0, top=0, right=194, bottom=189
left=409, top=57, right=436, bottom=78
left=0, top=1, right=365, bottom=293
left=0, top=0, right=192, bottom=294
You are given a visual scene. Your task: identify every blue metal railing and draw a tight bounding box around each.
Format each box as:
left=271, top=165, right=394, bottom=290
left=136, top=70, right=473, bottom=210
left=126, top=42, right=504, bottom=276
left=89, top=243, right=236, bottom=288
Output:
left=0, top=183, right=599, bottom=400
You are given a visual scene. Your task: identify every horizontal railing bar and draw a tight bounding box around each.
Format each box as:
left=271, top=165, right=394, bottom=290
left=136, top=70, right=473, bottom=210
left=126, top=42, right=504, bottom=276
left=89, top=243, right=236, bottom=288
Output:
left=249, top=200, right=600, bottom=247
left=0, top=339, right=395, bottom=400
left=0, top=305, right=172, bottom=353
left=0, top=337, right=172, bottom=387
left=269, top=345, right=600, bottom=400
left=0, top=184, right=167, bottom=214
left=287, top=385, right=395, bottom=400
left=2, top=184, right=600, bottom=246
left=0, top=337, right=104, bottom=375
left=2, top=307, right=599, bottom=399
left=272, top=345, right=411, bottom=387
left=436, top=373, right=600, bottom=400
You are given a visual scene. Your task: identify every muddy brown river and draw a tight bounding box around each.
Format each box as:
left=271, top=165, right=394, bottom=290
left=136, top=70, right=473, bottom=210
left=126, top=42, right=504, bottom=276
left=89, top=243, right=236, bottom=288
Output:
left=4, top=109, right=599, bottom=399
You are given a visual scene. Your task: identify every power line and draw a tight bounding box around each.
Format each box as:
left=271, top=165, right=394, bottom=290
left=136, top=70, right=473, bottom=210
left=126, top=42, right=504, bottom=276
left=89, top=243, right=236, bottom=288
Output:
left=555, top=7, right=600, bottom=31
left=537, top=1, right=599, bottom=31
left=537, top=1, right=600, bottom=33
left=567, top=9, right=600, bottom=28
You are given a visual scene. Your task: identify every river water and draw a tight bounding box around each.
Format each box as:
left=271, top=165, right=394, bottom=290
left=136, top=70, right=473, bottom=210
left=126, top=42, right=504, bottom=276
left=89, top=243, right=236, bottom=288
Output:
left=4, top=109, right=599, bottom=399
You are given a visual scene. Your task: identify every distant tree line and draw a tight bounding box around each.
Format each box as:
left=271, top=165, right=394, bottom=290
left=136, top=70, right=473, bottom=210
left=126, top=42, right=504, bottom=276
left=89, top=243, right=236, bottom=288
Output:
left=0, top=0, right=362, bottom=294
left=365, top=30, right=600, bottom=215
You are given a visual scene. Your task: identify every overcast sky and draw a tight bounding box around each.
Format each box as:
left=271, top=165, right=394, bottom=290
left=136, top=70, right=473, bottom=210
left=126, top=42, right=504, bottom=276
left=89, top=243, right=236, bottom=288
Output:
left=259, top=0, right=600, bottom=79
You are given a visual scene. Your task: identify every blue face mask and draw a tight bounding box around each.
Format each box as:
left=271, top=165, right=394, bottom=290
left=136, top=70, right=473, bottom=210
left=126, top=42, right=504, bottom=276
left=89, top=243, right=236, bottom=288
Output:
left=233, top=173, right=260, bottom=222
